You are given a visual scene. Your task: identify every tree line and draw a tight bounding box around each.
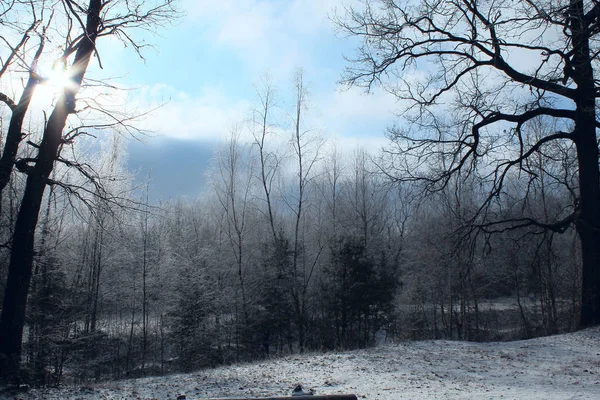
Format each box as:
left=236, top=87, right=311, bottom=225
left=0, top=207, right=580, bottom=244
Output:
left=0, top=74, right=582, bottom=384
left=1, top=0, right=599, bottom=387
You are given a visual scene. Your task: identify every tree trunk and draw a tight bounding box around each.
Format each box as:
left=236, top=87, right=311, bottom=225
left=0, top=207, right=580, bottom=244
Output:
left=574, top=81, right=600, bottom=327
left=0, top=173, right=47, bottom=380
left=0, top=37, right=45, bottom=197
left=0, top=99, right=69, bottom=381
left=575, top=125, right=600, bottom=326
left=569, top=0, right=600, bottom=327
left=126, top=278, right=136, bottom=374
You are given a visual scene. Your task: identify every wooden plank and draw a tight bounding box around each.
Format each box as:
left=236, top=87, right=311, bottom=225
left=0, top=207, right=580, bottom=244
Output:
left=199, top=396, right=358, bottom=400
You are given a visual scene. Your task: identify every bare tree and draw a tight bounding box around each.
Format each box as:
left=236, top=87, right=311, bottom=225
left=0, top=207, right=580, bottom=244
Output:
left=250, top=75, right=281, bottom=244
left=348, top=148, right=391, bottom=250
left=287, top=70, right=323, bottom=352
left=212, top=128, right=257, bottom=355
left=0, top=0, right=178, bottom=381
left=336, top=0, right=600, bottom=327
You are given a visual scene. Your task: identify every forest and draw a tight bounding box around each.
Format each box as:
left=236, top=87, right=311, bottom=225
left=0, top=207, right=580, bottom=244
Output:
left=1, top=0, right=599, bottom=389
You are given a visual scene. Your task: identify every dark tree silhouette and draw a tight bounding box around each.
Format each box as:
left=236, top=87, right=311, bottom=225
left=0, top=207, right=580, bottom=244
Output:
left=336, top=0, right=600, bottom=327
left=0, top=1, right=46, bottom=199
left=0, top=0, right=178, bottom=382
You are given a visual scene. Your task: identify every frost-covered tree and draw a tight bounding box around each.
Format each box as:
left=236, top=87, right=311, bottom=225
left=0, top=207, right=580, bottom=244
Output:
left=336, top=0, right=600, bottom=327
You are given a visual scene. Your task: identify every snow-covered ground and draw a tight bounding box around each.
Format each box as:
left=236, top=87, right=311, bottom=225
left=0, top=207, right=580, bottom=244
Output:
left=15, top=327, right=600, bottom=399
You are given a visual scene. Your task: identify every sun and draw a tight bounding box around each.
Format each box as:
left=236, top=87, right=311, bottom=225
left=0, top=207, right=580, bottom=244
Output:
left=34, top=62, right=77, bottom=106
left=46, top=66, right=75, bottom=91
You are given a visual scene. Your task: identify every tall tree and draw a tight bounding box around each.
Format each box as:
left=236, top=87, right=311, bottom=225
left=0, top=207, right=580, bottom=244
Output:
left=250, top=75, right=281, bottom=244
left=212, top=128, right=257, bottom=356
left=336, top=0, right=600, bottom=326
left=0, top=0, right=178, bottom=382
left=288, top=70, right=323, bottom=351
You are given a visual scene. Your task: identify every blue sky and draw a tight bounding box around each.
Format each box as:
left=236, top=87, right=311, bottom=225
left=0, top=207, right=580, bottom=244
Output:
left=91, top=0, right=400, bottom=200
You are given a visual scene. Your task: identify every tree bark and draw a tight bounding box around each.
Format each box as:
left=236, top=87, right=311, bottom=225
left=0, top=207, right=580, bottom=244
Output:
left=568, top=0, right=600, bottom=327
left=575, top=121, right=600, bottom=326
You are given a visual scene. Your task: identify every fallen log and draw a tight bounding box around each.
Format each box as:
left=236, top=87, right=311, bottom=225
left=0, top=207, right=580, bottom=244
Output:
left=183, top=395, right=358, bottom=400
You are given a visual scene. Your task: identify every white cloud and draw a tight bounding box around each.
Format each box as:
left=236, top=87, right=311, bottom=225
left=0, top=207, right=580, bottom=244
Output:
left=123, top=76, right=399, bottom=156
left=180, top=0, right=343, bottom=82
left=311, top=86, right=399, bottom=145
left=128, top=84, right=251, bottom=141
left=97, top=1, right=398, bottom=150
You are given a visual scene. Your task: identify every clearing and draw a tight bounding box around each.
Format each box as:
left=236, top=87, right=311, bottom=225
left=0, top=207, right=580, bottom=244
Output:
left=17, top=327, right=600, bottom=399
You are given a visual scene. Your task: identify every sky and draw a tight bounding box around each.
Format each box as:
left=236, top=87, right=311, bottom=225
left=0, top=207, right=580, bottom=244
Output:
left=91, top=0, right=400, bottom=201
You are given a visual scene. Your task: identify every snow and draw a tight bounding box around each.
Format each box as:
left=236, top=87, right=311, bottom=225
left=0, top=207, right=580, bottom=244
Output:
left=17, top=327, right=600, bottom=399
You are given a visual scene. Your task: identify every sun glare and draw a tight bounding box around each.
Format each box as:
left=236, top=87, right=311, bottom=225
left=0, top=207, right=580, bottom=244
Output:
left=34, top=64, right=76, bottom=106
left=47, top=67, right=74, bottom=91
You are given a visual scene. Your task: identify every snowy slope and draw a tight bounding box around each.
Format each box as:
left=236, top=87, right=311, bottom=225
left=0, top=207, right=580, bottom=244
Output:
left=18, top=327, right=600, bottom=400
